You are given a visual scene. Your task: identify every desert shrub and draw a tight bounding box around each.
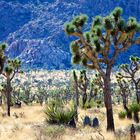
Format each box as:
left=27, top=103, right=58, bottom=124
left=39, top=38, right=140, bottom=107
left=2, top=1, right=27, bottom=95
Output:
left=79, top=97, right=96, bottom=109
left=129, top=103, right=140, bottom=123
left=135, top=124, right=140, bottom=132
left=45, top=125, right=65, bottom=137
left=35, top=125, right=65, bottom=140
left=45, top=99, right=76, bottom=125
left=129, top=103, right=140, bottom=113
left=118, top=111, right=126, bottom=119
left=115, top=127, right=129, bottom=140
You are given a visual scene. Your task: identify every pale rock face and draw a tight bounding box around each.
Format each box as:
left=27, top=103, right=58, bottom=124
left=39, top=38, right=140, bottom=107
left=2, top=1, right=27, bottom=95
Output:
left=0, top=0, right=140, bottom=69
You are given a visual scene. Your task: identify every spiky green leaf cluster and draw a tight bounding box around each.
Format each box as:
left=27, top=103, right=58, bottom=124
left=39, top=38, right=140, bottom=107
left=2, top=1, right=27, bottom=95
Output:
left=92, top=16, right=102, bottom=27
left=126, top=17, right=140, bottom=32
left=71, top=54, right=81, bottom=64
left=0, top=43, right=7, bottom=51
left=91, top=16, right=103, bottom=43
left=72, top=14, right=88, bottom=28
left=104, top=16, right=113, bottom=30
left=70, top=41, right=80, bottom=54
left=130, top=56, right=140, bottom=63
left=119, top=64, right=129, bottom=69
left=8, top=58, right=21, bottom=69
left=45, top=99, right=76, bottom=124
left=65, top=14, right=88, bottom=35
left=93, top=37, right=101, bottom=52
left=64, top=22, right=75, bottom=35
left=73, top=70, right=77, bottom=81
left=84, top=32, right=91, bottom=43
left=5, top=66, right=13, bottom=76
left=111, top=7, right=123, bottom=22
left=117, top=18, right=126, bottom=31
left=116, top=72, right=122, bottom=80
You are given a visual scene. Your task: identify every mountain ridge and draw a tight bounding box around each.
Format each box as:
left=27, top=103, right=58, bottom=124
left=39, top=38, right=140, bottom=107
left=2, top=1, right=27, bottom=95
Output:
left=1, top=0, right=140, bottom=69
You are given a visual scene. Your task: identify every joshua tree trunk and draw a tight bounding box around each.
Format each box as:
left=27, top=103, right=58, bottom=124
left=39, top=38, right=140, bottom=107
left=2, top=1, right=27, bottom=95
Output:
left=103, top=66, right=115, bottom=131
left=124, top=104, right=132, bottom=119
left=6, top=78, right=12, bottom=116
left=73, top=76, right=79, bottom=120
left=82, top=92, right=87, bottom=108
left=0, top=95, right=2, bottom=106
left=122, top=94, right=132, bottom=119
left=135, top=85, right=140, bottom=104
left=75, top=84, right=79, bottom=107
left=88, top=89, right=94, bottom=103
left=134, top=112, right=139, bottom=123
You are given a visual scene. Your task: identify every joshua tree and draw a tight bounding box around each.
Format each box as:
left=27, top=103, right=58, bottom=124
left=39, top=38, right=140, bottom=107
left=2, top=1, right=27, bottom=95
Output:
left=73, top=70, right=89, bottom=108
left=73, top=70, right=79, bottom=105
left=118, top=56, right=140, bottom=103
left=65, top=7, right=140, bottom=131
left=78, top=70, right=88, bottom=107
left=116, top=76, right=132, bottom=118
left=89, top=73, right=103, bottom=102
left=2, top=58, right=22, bottom=116
left=72, top=70, right=79, bottom=120
left=37, top=87, right=48, bottom=105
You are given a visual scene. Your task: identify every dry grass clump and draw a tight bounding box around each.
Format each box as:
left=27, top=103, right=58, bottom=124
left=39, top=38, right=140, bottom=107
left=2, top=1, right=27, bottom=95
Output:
left=34, top=124, right=65, bottom=140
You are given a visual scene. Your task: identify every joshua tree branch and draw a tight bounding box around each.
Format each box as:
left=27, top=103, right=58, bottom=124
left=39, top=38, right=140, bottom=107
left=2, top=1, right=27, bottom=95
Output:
left=132, top=38, right=140, bottom=45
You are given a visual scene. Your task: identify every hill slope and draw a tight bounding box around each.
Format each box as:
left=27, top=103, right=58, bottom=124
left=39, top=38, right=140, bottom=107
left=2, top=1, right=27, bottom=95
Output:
left=1, top=0, right=140, bottom=69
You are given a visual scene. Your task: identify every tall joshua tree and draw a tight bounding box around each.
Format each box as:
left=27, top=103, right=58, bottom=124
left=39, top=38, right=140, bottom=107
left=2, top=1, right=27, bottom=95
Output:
left=117, top=56, right=140, bottom=103
left=65, top=7, right=140, bottom=131
left=2, top=58, right=22, bottom=116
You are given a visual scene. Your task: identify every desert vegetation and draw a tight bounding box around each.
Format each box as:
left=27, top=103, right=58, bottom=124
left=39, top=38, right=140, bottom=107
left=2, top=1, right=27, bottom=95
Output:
left=0, top=7, right=140, bottom=140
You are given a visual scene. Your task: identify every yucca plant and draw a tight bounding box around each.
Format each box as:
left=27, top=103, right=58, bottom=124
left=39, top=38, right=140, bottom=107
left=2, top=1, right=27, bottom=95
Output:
left=129, top=103, right=140, bottom=123
left=118, top=111, right=126, bottom=119
left=45, top=99, right=76, bottom=126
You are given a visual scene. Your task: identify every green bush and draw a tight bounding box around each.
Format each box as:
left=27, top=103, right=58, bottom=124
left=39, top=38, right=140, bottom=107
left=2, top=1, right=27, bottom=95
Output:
left=45, top=99, right=76, bottom=125
left=118, top=111, right=126, bottom=119
left=129, top=103, right=140, bottom=113
left=79, top=97, right=96, bottom=109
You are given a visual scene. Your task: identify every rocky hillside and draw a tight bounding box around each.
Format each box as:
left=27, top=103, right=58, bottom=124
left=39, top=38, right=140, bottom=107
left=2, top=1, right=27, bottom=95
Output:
left=1, top=0, right=140, bottom=69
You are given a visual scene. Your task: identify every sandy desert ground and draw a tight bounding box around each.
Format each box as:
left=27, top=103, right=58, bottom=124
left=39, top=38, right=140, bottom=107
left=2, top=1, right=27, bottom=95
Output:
left=0, top=104, right=139, bottom=140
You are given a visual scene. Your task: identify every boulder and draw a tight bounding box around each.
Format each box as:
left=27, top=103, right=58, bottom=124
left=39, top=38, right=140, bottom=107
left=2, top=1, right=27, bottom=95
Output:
left=92, top=117, right=99, bottom=127
left=83, top=116, right=91, bottom=126
left=68, top=117, right=76, bottom=128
